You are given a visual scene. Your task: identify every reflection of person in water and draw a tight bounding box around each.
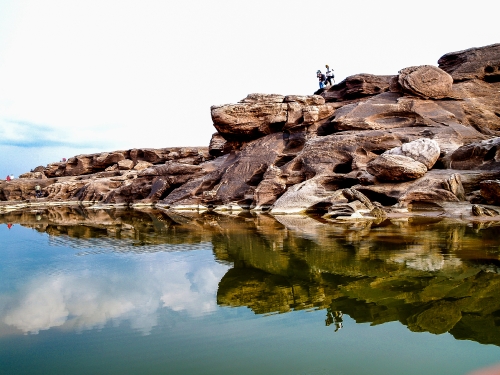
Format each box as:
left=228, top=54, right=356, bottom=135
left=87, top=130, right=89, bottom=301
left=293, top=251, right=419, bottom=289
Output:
left=325, top=308, right=343, bottom=332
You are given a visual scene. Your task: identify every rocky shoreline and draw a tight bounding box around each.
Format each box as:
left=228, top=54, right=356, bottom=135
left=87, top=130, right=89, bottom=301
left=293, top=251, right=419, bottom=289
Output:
left=1, top=43, right=500, bottom=221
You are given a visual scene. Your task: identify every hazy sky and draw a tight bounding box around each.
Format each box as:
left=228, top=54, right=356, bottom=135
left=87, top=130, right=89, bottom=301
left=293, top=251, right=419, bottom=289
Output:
left=0, top=0, right=498, bottom=176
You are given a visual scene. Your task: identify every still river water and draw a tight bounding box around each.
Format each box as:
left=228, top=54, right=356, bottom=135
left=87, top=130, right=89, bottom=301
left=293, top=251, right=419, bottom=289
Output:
left=1, top=207, right=500, bottom=375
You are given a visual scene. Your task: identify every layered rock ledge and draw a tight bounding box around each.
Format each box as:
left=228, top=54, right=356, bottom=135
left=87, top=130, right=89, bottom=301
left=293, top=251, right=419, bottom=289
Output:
left=2, top=43, right=500, bottom=221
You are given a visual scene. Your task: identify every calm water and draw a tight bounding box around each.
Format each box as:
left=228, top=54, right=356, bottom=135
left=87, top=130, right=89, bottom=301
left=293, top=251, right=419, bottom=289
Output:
left=1, top=208, right=500, bottom=375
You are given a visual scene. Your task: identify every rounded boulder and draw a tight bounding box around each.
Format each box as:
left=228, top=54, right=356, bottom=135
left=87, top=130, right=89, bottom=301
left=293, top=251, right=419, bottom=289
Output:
left=367, top=154, right=428, bottom=181
left=385, top=138, right=440, bottom=170
left=398, top=65, right=453, bottom=99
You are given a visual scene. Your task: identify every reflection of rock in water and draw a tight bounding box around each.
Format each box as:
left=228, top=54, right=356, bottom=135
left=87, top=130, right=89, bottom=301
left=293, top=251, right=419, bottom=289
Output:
left=218, top=260, right=500, bottom=346
left=2, top=206, right=500, bottom=345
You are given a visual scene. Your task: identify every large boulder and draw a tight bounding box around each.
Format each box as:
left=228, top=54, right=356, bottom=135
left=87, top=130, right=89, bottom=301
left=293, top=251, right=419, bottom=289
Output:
left=270, top=177, right=344, bottom=214
left=398, top=65, right=453, bottom=99
left=211, top=94, right=288, bottom=141
left=480, top=180, right=500, bottom=205
left=117, top=159, right=134, bottom=170
left=212, top=94, right=336, bottom=141
left=133, top=161, right=153, bottom=171
left=448, top=137, right=500, bottom=170
left=367, top=154, right=428, bottom=181
left=385, top=138, right=440, bottom=169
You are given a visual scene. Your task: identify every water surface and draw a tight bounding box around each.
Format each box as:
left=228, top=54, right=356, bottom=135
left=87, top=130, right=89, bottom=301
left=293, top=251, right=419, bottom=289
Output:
left=1, top=208, right=500, bottom=374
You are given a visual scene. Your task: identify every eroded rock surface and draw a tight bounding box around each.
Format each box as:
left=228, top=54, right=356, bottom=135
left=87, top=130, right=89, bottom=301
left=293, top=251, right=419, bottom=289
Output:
left=398, top=65, right=453, bottom=99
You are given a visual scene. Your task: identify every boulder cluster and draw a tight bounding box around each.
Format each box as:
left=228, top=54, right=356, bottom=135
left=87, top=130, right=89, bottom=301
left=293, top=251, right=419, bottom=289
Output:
left=1, top=43, right=500, bottom=218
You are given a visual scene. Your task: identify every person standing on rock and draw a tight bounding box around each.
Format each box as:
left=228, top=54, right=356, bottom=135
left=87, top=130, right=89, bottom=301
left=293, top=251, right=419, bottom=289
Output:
left=317, top=70, right=326, bottom=89
left=325, top=65, right=335, bottom=86
left=35, top=184, right=42, bottom=198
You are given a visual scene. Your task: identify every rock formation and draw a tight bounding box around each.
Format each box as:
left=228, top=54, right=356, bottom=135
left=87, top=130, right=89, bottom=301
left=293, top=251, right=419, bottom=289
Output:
left=2, top=43, right=500, bottom=219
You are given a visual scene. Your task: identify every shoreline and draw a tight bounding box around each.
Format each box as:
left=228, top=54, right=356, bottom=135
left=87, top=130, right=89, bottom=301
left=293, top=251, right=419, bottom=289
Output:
left=1, top=199, right=500, bottom=224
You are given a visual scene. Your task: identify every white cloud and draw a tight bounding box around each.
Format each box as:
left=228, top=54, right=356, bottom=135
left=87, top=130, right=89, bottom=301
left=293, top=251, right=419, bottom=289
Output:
left=1, top=251, right=230, bottom=335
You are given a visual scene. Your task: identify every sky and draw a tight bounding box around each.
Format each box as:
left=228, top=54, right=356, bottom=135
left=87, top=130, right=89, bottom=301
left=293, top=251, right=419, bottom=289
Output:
left=0, top=0, right=498, bottom=177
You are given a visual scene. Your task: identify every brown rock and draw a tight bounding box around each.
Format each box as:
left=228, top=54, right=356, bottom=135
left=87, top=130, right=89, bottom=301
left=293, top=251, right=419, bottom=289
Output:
left=398, top=65, right=453, bottom=99
left=139, top=161, right=203, bottom=177
left=367, top=154, right=428, bottom=181
left=442, top=173, right=466, bottom=201
left=133, top=161, right=153, bottom=171
left=385, top=138, right=440, bottom=170
left=284, top=95, right=325, bottom=105
left=118, top=159, right=134, bottom=170
left=18, top=171, right=47, bottom=179
left=105, top=164, right=119, bottom=171
left=209, top=133, right=288, bottom=207
left=448, top=137, right=500, bottom=170
left=211, top=95, right=288, bottom=141
left=160, top=154, right=236, bottom=207
left=331, top=92, right=445, bottom=131
left=46, top=179, right=89, bottom=201
left=76, top=178, right=127, bottom=202
left=282, top=130, right=404, bottom=183
left=353, top=169, right=491, bottom=206
left=342, top=188, right=374, bottom=210
left=208, top=132, right=243, bottom=157
left=253, top=165, right=287, bottom=210
left=93, top=152, right=127, bottom=169
left=472, top=204, right=500, bottom=217
left=239, top=93, right=285, bottom=103
left=6, top=43, right=500, bottom=216
left=438, top=43, right=500, bottom=82
left=0, top=178, right=53, bottom=200
left=321, top=74, right=394, bottom=102
left=270, top=177, right=344, bottom=214
left=480, top=180, right=500, bottom=205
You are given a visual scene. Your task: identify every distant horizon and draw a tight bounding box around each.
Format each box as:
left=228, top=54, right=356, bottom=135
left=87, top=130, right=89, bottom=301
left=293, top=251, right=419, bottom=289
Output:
left=1, top=0, right=498, bottom=177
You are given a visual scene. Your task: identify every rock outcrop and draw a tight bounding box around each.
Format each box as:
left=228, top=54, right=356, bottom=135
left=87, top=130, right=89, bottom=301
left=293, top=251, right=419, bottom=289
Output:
left=398, top=65, right=453, bottom=99
left=2, top=43, right=500, bottom=219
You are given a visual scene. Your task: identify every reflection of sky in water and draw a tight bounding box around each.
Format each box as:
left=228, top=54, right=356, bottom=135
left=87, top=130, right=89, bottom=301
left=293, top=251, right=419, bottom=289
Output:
left=0, top=225, right=229, bottom=335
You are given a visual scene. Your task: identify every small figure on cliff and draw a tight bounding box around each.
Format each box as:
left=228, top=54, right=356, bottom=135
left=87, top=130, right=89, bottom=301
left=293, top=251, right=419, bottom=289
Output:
left=325, top=65, right=335, bottom=86
left=35, top=184, right=42, bottom=198
left=317, top=70, right=326, bottom=89
left=6, top=175, right=11, bottom=181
